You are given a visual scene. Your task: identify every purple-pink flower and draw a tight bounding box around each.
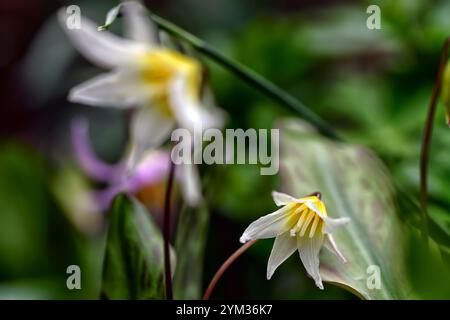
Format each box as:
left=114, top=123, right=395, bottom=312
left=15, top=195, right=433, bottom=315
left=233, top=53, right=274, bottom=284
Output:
left=71, top=118, right=170, bottom=211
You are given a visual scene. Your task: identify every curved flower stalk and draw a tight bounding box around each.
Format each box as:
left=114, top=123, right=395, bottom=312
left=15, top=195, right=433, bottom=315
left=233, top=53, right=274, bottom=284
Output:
left=71, top=118, right=200, bottom=209
left=59, top=1, right=224, bottom=172
left=240, top=191, right=350, bottom=289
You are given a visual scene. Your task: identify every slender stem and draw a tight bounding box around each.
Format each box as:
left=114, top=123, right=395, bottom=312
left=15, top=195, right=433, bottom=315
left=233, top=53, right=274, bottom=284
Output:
left=203, top=240, right=257, bottom=300
left=420, top=37, right=450, bottom=245
left=148, top=13, right=340, bottom=140
left=163, top=160, right=176, bottom=300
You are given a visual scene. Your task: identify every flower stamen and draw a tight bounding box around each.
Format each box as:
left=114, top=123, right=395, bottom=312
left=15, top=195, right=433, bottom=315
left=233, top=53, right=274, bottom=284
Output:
left=290, top=206, right=307, bottom=236
left=300, top=210, right=316, bottom=237
left=309, top=214, right=321, bottom=238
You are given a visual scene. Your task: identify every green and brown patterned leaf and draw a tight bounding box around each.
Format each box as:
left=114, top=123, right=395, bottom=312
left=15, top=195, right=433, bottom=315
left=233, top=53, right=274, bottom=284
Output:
left=278, top=119, right=415, bottom=299
left=101, top=194, right=175, bottom=299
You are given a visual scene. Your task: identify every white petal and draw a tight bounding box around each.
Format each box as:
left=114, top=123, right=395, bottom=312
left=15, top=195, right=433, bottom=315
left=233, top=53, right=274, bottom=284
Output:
left=122, top=1, right=158, bottom=45
left=324, top=234, right=347, bottom=263
left=267, top=232, right=297, bottom=280
left=240, top=204, right=295, bottom=243
left=128, top=106, right=174, bottom=169
left=58, top=8, right=148, bottom=68
left=323, top=217, right=350, bottom=234
left=200, top=85, right=227, bottom=129
left=178, top=163, right=202, bottom=206
left=69, top=71, right=148, bottom=108
left=301, top=200, right=326, bottom=219
left=170, top=75, right=224, bottom=132
left=271, top=191, right=297, bottom=206
left=297, top=233, right=325, bottom=290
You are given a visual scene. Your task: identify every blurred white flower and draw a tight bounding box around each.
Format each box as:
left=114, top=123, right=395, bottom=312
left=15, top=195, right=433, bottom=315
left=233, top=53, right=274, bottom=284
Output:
left=60, top=2, right=224, bottom=205
left=240, top=191, right=350, bottom=289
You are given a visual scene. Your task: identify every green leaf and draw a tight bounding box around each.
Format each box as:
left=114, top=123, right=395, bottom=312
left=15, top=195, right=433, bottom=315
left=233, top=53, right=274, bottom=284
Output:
left=101, top=194, right=175, bottom=299
left=173, top=204, right=209, bottom=299
left=278, top=119, right=415, bottom=299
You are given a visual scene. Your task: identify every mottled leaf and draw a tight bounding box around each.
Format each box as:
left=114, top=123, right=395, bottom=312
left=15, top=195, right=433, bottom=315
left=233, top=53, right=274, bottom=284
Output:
left=173, top=204, right=209, bottom=299
left=278, top=119, right=415, bottom=299
left=101, top=194, right=175, bottom=299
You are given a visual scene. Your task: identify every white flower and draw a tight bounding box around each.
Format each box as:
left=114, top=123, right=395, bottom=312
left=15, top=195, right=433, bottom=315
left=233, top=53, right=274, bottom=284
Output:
left=59, top=2, right=224, bottom=206
left=240, top=191, right=350, bottom=289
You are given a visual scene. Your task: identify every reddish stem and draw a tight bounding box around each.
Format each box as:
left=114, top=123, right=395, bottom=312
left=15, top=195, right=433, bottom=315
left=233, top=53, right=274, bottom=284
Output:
left=163, top=160, right=176, bottom=300
left=203, top=240, right=257, bottom=300
left=420, top=37, right=450, bottom=245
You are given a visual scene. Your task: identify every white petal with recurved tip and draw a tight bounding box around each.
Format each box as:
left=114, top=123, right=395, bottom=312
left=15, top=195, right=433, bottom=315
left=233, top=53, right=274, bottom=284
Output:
left=58, top=9, right=148, bottom=68
left=240, top=204, right=295, bottom=243
left=323, top=217, right=351, bottom=234
left=324, top=234, right=347, bottom=263
left=297, top=233, right=325, bottom=290
left=271, top=191, right=297, bottom=206
left=267, top=232, right=297, bottom=279
left=68, top=71, right=148, bottom=108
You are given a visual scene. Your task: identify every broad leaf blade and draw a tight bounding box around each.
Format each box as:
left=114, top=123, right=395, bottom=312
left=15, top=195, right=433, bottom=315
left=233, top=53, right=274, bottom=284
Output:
left=279, top=119, right=414, bottom=299
left=101, top=194, right=175, bottom=299
left=173, top=204, right=209, bottom=299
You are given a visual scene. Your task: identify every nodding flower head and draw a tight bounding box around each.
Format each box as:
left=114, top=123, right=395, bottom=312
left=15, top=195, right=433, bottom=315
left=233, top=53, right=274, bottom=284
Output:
left=59, top=1, right=224, bottom=170
left=240, top=191, right=350, bottom=290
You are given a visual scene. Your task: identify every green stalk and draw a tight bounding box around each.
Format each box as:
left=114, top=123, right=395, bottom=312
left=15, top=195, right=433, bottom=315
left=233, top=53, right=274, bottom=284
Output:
left=99, top=3, right=339, bottom=140
left=149, top=13, right=339, bottom=140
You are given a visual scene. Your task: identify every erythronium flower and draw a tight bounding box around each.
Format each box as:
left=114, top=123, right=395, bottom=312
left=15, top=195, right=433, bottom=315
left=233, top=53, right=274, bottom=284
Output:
left=240, top=191, right=350, bottom=290
left=71, top=118, right=201, bottom=209
left=59, top=1, right=224, bottom=169
left=444, top=60, right=450, bottom=126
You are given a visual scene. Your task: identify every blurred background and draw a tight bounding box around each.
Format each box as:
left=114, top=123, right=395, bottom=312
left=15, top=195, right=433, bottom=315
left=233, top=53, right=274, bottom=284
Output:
left=1, top=0, right=450, bottom=299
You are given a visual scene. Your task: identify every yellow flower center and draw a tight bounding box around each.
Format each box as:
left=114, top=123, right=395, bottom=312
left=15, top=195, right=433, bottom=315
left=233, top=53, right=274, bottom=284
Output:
left=287, top=199, right=327, bottom=238
left=138, top=49, right=202, bottom=117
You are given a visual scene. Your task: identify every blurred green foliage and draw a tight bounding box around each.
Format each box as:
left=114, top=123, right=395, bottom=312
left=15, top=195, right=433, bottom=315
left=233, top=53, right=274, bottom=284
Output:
left=0, top=144, right=103, bottom=299
left=101, top=195, right=174, bottom=299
